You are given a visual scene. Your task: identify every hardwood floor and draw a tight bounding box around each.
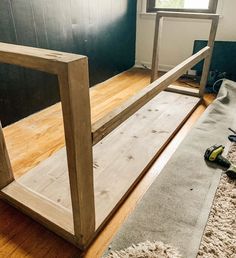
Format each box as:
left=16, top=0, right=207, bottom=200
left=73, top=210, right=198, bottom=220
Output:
left=0, top=68, right=214, bottom=257
left=3, top=68, right=151, bottom=179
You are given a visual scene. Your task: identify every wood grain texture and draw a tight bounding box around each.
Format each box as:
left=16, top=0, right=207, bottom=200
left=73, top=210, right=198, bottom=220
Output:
left=1, top=68, right=198, bottom=183
left=0, top=43, right=95, bottom=247
left=3, top=69, right=151, bottom=179
left=14, top=92, right=199, bottom=232
left=151, top=11, right=219, bottom=98
left=1, top=68, right=154, bottom=255
left=0, top=42, right=84, bottom=74
left=0, top=122, right=14, bottom=189
left=0, top=0, right=137, bottom=127
left=0, top=201, right=79, bottom=257
left=92, top=47, right=208, bottom=144
left=166, top=84, right=199, bottom=97
left=199, top=17, right=219, bottom=97
left=58, top=58, right=95, bottom=245
left=1, top=181, right=74, bottom=236
left=0, top=45, right=201, bottom=248
left=0, top=68, right=214, bottom=257
left=150, top=13, right=163, bottom=82
left=85, top=102, right=211, bottom=258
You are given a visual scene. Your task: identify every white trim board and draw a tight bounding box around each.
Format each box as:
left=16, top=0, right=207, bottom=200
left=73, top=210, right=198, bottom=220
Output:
left=135, top=61, right=174, bottom=72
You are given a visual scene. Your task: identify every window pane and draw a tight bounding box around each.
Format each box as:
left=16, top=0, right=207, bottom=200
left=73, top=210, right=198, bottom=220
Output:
left=155, top=0, right=210, bottom=9
left=155, top=0, right=184, bottom=8
left=184, top=0, right=209, bottom=9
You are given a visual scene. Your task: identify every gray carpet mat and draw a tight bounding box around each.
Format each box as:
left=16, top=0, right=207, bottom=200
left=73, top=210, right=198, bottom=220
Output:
left=104, top=80, right=236, bottom=258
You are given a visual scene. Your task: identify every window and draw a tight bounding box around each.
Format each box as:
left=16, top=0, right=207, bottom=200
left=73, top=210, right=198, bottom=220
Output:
left=147, top=0, right=218, bottom=13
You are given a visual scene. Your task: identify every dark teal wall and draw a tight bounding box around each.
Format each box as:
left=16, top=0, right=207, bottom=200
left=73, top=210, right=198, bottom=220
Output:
left=0, top=0, right=137, bottom=126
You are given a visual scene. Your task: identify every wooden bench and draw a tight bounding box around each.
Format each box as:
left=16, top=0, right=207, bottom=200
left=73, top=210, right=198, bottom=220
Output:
left=0, top=11, right=219, bottom=249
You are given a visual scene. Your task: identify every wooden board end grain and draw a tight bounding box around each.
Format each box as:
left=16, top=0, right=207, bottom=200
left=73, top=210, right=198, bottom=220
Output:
left=0, top=122, right=14, bottom=189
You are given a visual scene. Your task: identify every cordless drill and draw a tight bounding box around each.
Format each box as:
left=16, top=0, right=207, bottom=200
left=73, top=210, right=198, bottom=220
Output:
left=204, top=144, right=236, bottom=179
left=204, top=144, right=231, bottom=168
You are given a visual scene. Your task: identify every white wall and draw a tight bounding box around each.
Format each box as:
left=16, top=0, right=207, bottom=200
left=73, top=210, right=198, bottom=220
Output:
left=135, top=0, right=236, bottom=71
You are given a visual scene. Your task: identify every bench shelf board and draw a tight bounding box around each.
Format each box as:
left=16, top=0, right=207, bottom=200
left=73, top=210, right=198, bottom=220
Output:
left=1, top=91, right=199, bottom=246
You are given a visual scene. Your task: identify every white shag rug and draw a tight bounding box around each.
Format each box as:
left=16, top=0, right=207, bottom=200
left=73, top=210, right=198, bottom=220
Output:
left=104, top=240, right=181, bottom=258
left=197, top=143, right=236, bottom=258
left=104, top=144, right=236, bottom=258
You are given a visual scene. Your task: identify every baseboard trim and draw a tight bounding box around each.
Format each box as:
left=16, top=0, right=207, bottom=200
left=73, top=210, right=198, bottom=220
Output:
left=135, top=61, right=174, bottom=72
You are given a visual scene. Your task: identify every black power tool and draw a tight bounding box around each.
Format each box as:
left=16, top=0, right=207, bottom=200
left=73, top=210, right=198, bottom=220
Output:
left=204, top=144, right=236, bottom=179
left=204, top=144, right=231, bottom=168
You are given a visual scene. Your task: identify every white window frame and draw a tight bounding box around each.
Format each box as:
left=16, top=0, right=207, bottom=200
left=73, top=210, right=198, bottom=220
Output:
left=146, top=0, right=218, bottom=13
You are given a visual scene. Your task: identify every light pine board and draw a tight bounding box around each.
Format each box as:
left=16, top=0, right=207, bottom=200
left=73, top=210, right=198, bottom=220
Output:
left=3, top=69, right=197, bottom=179
left=0, top=123, right=14, bottom=189
left=92, top=46, right=210, bottom=144
left=6, top=91, right=200, bottom=230
left=3, top=69, right=151, bottom=179
left=151, top=11, right=219, bottom=97
left=0, top=43, right=96, bottom=245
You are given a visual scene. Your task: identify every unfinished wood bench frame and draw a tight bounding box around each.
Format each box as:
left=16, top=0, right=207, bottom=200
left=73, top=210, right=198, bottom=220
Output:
left=0, top=11, right=219, bottom=249
left=151, top=11, right=219, bottom=98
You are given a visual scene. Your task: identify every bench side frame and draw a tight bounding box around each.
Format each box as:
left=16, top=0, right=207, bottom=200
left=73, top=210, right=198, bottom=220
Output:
left=0, top=43, right=95, bottom=247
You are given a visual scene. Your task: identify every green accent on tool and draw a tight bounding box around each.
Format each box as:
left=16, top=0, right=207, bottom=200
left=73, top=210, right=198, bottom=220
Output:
left=204, top=144, right=236, bottom=179
left=204, top=144, right=231, bottom=168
